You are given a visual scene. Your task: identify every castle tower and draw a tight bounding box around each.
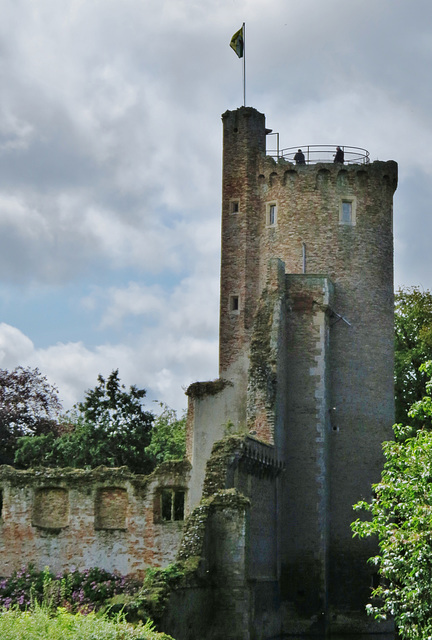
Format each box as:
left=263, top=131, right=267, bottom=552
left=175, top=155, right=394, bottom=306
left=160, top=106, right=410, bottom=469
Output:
left=218, top=106, right=397, bottom=632
left=219, top=108, right=267, bottom=423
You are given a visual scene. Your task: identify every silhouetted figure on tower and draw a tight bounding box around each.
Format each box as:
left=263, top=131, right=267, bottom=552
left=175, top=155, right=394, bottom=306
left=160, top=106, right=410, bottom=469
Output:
left=294, top=149, right=306, bottom=165
left=334, top=146, right=344, bottom=163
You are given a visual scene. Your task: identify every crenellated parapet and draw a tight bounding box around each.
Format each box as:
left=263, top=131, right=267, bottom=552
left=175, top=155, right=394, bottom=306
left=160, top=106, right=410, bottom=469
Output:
left=257, top=155, right=397, bottom=192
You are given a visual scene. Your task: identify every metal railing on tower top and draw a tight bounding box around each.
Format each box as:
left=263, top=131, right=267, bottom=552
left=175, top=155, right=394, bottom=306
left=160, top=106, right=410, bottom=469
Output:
left=267, top=144, right=370, bottom=165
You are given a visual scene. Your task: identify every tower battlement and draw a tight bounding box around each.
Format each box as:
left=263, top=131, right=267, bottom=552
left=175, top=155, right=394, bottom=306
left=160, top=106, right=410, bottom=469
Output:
left=258, top=154, right=397, bottom=187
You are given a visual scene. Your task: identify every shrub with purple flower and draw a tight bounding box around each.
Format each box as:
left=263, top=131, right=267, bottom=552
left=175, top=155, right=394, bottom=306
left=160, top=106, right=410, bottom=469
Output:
left=0, top=564, right=141, bottom=613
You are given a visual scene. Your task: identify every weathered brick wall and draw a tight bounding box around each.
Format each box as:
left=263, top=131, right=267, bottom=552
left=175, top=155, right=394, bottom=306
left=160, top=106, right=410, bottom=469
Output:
left=219, top=107, right=266, bottom=387
left=0, top=462, right=190, bottom=578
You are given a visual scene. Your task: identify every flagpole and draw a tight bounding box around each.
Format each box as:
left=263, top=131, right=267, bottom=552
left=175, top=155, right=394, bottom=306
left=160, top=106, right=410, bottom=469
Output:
left=242, top=22, right=246, bottom=106
left=230, top=24, right=246, bottom=105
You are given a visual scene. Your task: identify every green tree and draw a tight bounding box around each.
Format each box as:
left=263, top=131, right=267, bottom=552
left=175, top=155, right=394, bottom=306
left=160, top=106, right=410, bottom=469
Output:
left=146, top=404, right=186, bottom=464
left=15, top=370, right=156, bottom=474
left=395, top=286, right=432, bottom=424
left=0, top=366, right=62, bottom=464
left=352, top=361, right=432, bottom=640
left=13, top=369, right=187, bottom=473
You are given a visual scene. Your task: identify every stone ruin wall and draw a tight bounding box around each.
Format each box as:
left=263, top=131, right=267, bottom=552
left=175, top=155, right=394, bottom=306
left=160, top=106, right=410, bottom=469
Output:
left=0, top=461, right=190, bottom=579
left=161, top=435, right=284, bottom=640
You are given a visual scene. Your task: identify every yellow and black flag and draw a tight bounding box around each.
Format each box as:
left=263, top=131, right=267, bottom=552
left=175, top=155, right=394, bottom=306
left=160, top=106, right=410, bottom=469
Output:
left=230, top=26, right=244, bottom=58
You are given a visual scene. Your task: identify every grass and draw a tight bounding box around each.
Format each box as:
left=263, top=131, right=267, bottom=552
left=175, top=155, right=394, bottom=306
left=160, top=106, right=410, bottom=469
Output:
left=0, top=605, right=173, bottom=640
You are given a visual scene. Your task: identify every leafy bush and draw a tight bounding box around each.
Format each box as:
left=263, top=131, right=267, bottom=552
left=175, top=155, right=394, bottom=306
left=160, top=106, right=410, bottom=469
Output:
left=0, top=605, right=173, bottom=640
left=125, top=563, right=189, bottom=623
left=145, top=405, right=186, bottom=465
left=352, top=362, right=432, bottom=639
left=0, top=565, right=141, bottom=614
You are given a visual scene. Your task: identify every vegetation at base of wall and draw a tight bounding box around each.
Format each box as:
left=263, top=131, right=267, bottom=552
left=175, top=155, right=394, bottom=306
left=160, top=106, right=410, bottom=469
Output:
left=0, top=604, right=172, bottom=640
left=0, top=565, right=141, bottom=614
left=137, top=563, right=188, bottom=621
left=0, top=562, right=198, bottom=633
left=112, top=560, right=200, bottom=624
left=352, top=360, right=432, bottom=640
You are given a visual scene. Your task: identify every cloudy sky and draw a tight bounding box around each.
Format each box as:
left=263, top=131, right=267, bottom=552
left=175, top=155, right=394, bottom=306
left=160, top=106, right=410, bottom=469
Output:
left=0, top=0, right=431, bottom=414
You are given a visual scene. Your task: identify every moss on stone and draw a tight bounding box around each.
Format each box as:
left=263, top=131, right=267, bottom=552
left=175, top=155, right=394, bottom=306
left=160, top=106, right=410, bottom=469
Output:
left=185, top=378, right=232, bottom=399
left=202, top=435, right=245, bottom=499
left=111, top=433, right=250, bottom=627
left=0, top=464, right=153, bottom=490
left=122, top=557, right=204, bottom=624
left=0, top=460, right=191, bottom=494
left=249, top=293, right=275, bottom=384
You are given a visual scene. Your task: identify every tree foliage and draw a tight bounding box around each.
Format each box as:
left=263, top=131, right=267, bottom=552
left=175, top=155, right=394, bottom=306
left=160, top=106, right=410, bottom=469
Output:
left=15, top=370, right=156, bottom=474
left=0, top=366, right=62, bottom=464
left=352, top=361, right=432, bottom=639
left=13, top=369, right=186, bottom=473
left=146, top=404, right=186, bottom=465
left=395, top=286, right=432, bottom=425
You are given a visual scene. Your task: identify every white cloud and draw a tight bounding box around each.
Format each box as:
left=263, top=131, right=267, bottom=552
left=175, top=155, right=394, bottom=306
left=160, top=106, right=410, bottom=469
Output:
left=0, top=324, right=34, bottom=366
left=0, top=325, right=217, bottom=414
left=0, top=194, right=49, bottom=238
left=96, top=283, right=167, bottom=328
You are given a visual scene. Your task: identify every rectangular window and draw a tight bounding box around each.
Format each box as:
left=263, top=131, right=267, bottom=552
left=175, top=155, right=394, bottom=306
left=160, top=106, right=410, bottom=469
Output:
left=266, top=202, right=277, bottom=226
left=161, top=490, right=173, bottom=521
left=229, top=295, right=239, bottom=312
left=161, top=489, right=185, bottom=522
left=342, top=201, right=352, bottom=223
left=339, top=198, right=356, bottom=225
left=230, top=200, right=240, bottom=214
left=269, top=204, right=276, bottom=225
